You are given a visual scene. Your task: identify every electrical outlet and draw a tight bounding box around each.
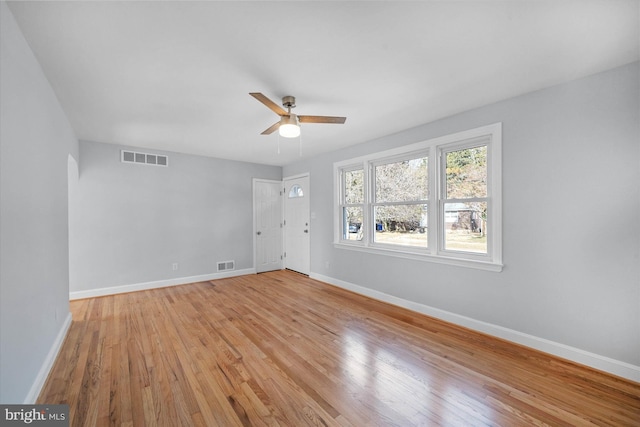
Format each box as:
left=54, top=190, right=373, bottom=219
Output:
left=172, top=263, right=178, bottom=271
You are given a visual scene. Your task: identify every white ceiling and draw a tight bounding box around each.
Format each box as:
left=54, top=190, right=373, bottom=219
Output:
left=7, top=1, right=639, bottom=166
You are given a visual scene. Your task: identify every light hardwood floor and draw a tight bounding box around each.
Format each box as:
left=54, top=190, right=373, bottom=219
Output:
left=38, top=270, right=639, bottom=426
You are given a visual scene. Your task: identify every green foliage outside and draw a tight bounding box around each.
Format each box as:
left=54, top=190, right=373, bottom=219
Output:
left=343, top=146, right=488, bottom=252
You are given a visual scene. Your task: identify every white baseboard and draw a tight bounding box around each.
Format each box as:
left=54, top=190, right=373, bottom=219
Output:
left=69, top=268, right=255, bottom=300
left=24, top=312, right=72, bottom=404
left=311, top=272, right=640, bottom=383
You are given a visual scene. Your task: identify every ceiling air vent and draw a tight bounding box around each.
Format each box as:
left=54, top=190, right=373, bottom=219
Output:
left=217, top=260, right=235, bottom=272
left=121, top=150, right=168, bottom=167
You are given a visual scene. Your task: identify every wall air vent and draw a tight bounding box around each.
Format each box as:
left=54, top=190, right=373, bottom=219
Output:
left=121, top=150, right=168, bottom=167
left=217, top=260, right=235, bottom=272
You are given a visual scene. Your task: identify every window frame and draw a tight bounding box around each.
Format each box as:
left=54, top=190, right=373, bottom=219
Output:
left=437, top=137, right=492, bottom=262
left=338, top=164, right=366, bottom=241
left=334, top=123, right=502, bottom=272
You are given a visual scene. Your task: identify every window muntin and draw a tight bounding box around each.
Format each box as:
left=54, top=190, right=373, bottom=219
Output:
left=334, top=123, right=502, bottom=271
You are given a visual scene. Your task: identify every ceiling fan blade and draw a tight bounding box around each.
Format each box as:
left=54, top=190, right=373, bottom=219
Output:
left=261, top=121, right=281, bottom=135
left=250, top=92, right=287, bottom=116
left=298, top=115, right=347, bottom=124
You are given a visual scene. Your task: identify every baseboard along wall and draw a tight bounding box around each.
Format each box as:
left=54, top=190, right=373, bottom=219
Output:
left=24, top=312, right=72, bottom=404
left=69, top=268, right=255, bottom=300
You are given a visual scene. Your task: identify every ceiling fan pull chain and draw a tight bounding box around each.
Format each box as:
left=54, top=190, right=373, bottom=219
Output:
left=277, top=133, right=281, bottom=154
left=299, top=132, right=302, bottom=157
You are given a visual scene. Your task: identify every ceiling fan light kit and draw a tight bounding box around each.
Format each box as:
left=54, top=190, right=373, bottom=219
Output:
left=279, top=114, right=300, bottom=138
left=250, top=92, right=346, bottom=139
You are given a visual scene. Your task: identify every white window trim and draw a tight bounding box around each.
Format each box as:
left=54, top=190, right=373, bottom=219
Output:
left=334, top=123, right=502, bottom=272
left=338, top=165, right=365, bottom=242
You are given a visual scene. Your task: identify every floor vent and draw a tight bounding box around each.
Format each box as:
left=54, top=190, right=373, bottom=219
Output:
left=217, top=260, right=235, bottom=272
left=121, top=150, right=168, bottom=167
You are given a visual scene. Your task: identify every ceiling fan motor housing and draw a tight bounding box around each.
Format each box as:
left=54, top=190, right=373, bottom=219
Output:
left=282, top=96, right=296, bottom=109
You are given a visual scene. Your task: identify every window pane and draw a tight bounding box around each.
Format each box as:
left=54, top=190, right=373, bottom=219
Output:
left=374, top=204, right=427, bottom=248
left=375, top=157, right=428, bottom=202
left=344, top=169, right=364, bottom=204
left=343, top=206, right=363, bottom=241
left=446, top=146, right=487, bottom=199
left=444, top=202, right=487, bottom=253
left=289, top=185, right=303, bottom=198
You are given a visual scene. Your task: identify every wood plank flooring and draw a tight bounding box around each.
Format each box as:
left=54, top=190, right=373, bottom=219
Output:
left=38, top=270, right=640, bottom=426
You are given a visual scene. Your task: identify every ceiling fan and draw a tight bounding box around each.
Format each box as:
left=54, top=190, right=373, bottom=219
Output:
left=250, top=93, right=346, bottom=138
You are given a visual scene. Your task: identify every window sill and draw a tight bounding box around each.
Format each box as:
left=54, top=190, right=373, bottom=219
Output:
left=333, top=241, right=503, bottom=272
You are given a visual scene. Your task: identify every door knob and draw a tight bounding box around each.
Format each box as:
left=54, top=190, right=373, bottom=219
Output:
left=304, top=229, right=308, bottom=233
left=256, top=231, right=262, bottom=235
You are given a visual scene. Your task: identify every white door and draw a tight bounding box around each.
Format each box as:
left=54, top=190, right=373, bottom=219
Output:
left=284, top=175, right=310, bottom=275
left=254, top=179, right=283, bottom=273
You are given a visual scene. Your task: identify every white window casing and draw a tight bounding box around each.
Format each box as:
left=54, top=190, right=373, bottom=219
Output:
left=334, top=123, right=502, bottom=272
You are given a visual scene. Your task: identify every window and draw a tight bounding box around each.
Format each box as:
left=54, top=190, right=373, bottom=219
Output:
left=442, top=144, right=487, bottom=255
left=335, top=123, right=502, bottom=271
left=288, top=185, right=304, bottom=198
left=373, top=154, right=428, bottom=249
left=339, top=167, right=364, bottom=241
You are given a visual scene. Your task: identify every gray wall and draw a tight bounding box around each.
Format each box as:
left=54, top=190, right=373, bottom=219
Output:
left=0, top=2, right=79, bottom=403
left=71, top=141, right=281, bottom=292
left=284, top=62, right=640, bottom=367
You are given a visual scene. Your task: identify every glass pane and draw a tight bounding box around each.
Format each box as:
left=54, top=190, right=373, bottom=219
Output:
left=444, top=202, right=487, bottom=253
left=375, top=157, right=428, bottom=203
left=344, top=169, right=364, bottom=204
left=373, top=204, right=428, bottom=248
left=343, top=206, right=363, bottom=241
left=446, top=146, right=487, bottom=199
left=288, top=185, right=304, bottom=198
